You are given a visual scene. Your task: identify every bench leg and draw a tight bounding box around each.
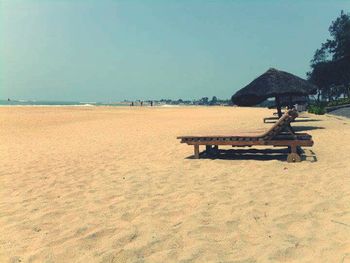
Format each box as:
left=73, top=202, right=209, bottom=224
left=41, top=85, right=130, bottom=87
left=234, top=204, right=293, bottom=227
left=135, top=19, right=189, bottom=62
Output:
left=206, top=145, right=219, bottom=156
left=194, top=145, right=200, bottom=159
left=290, top=145, right=297, bottom=154
left=205, top=145, right=212, bottom=154
left=287, top=145, right=301, bottom=163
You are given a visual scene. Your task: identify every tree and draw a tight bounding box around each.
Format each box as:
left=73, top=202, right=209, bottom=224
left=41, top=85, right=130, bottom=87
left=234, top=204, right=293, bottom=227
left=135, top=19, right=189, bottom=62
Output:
left=308, top=10, right=350, bottom=101
left=199, top=97, right=209, bottom=105
left=210, top=96, right=218, bottom=105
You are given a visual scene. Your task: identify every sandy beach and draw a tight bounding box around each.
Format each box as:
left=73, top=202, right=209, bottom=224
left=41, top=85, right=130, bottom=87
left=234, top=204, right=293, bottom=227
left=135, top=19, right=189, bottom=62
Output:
left=1, top=106, right=350, bottom=262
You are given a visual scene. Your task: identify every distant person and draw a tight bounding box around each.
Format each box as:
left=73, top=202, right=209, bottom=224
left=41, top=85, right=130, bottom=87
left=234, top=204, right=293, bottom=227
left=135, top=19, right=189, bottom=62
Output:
left=131, top=102, right=134, bottom=106
left=141, top=101, right=143, bottom=107
left=150, top=101, right=153, bottom=107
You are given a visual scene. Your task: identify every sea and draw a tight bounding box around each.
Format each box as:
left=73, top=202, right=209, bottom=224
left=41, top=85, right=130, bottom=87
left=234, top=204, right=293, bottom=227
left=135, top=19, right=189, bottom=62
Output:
left=0, top=100, right=129, bottom=107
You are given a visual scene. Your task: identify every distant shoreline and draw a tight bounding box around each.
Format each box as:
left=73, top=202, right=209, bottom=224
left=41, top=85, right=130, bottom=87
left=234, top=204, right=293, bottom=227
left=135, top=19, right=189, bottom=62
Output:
left=0, top=100, right=128, bottom=107
left=0, top=104, right=230, bottom=108
left=0, top=100, right=232, bottom=107
left=0, top=97, right=232, bottom=107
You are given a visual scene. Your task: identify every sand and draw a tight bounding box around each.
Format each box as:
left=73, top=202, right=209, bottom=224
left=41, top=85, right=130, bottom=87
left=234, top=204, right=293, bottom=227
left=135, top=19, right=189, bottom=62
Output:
left=0, top=106, right=350, bottom=263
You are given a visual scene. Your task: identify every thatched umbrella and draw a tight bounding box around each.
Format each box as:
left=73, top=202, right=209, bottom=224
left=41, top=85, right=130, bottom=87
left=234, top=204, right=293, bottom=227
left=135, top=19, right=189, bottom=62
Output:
left=232, top=68, right=317, bottom=117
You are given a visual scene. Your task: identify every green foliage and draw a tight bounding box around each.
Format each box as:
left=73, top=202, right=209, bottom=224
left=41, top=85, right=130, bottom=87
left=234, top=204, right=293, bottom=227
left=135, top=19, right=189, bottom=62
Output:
left=308, top=10, right=350, bottom=101
left=158, top=97, right=231, bottom=105
left=209, top=96, right=218, bottom=105
left=308, top=104, right=326, bottom=115
left=327, top=10, right=350, bottom=60
left=310, top=10, right=350, bottom=65
left=327, top=97, right=350, bottom=107
left=198, top=97, right=209, bottom=105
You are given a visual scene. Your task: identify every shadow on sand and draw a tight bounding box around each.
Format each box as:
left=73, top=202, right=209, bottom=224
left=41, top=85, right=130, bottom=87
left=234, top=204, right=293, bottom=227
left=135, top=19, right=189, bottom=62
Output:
left=293, top=119, right=321, bottom=123
left=186, top=148, right=317, bottom=162
left=293, top=126, right=325, bottom=132
left=265, top=118, right=321, bottom=124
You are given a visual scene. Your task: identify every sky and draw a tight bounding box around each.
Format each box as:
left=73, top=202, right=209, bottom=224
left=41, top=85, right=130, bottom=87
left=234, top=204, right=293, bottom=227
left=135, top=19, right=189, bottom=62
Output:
left=0, top=0, right=349, bottom=102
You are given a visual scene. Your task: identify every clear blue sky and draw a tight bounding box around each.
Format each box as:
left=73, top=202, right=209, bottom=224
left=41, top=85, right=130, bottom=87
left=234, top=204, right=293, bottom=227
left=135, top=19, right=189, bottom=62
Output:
left=0, top=0, right=349, bottom=102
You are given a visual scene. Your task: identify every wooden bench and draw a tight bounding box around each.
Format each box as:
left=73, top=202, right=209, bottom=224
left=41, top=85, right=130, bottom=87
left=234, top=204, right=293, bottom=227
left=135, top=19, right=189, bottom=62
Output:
left=178, top=109, right=314, bottom=162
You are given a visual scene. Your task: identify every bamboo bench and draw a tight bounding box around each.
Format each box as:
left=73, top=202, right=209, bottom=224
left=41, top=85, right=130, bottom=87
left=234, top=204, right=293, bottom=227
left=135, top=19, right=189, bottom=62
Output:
left=177, top=109, right=314, bottom=162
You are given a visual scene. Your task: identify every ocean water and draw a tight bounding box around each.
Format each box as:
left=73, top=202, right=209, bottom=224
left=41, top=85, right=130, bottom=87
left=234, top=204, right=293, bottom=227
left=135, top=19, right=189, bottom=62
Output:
left=0, top=100, right=128, bottom=107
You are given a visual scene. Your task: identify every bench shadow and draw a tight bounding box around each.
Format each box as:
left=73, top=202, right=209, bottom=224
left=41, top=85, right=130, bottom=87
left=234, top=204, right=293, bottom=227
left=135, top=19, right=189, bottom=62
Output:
left=293, top=119, right=321, bottom=123
left=265, top=119, right=321, bottom=124
left=186, top=148, right=317, bottom=162
left=307, top=150, right=318, bottom=162
left=293, top=126, right=325, bottom=132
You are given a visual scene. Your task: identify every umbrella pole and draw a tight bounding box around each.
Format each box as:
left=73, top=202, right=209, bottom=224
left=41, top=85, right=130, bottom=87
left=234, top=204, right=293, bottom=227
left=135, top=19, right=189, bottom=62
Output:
left=275, top=96, right=282, bottom=118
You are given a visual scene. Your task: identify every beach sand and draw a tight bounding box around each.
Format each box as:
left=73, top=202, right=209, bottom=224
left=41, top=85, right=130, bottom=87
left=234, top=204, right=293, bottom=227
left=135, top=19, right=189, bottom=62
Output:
left=1, top=106, right=350, bottom=262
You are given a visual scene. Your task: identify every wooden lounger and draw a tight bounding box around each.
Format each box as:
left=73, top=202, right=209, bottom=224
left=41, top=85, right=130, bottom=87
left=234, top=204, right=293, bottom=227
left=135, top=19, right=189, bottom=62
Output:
left=263, top=116, right=280, bottom=123
left=263, top=114, right=308, bottom=123
left=263, top=111, right=287, bottom=123
left=177, top=109, right=314, bottom=162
